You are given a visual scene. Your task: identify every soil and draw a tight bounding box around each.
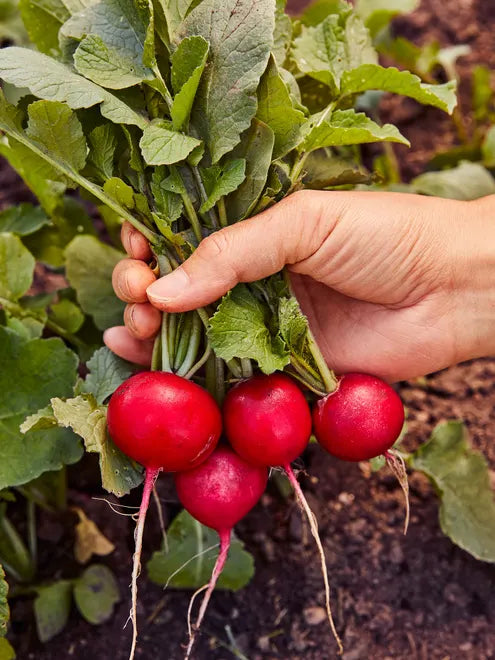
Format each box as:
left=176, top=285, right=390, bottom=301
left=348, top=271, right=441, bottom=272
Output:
left=5, top=1, right=495, bottom=659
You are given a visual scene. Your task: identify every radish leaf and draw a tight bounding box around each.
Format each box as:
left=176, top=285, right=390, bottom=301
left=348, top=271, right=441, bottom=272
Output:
left=82, top=347, right=134, bottom=405
left=0, top=566, right=9, bottom=638
left=199, top=159, right=246, bottom=213
left=73, top=565, right=120, bottom=624
left=34, top=581, right=72, bottom=642
left=140, top=121, right=201, bottom=165
left=0, top=233, right=35, bottom=301
left=170, top=36, right=209, bottom=130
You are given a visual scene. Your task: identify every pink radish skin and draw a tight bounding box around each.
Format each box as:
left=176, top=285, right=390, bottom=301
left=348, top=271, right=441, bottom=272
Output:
left=175, top=446, right=267, bottom=659
left=107, top=372, right=222, bottom=660
left=313, top=372, right=405, bottom=462
left=222, top=373, right=343, bottom=653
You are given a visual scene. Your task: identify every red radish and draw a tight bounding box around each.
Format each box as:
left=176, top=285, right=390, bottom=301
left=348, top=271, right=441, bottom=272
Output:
left=223, top=373, right=343, bottom=654
left=107, top=371, right=222, bottom=660
left=313, top=372, right=409, bottom=532
left=175, top=446, right=267, bottom=659
left=312, top=372, right=404, bottom=462
left=107, top=371, right=222, bottom=471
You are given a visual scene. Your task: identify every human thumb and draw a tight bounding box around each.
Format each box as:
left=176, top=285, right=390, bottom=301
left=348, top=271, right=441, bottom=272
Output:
left=146, top=190, right=329, bottom=312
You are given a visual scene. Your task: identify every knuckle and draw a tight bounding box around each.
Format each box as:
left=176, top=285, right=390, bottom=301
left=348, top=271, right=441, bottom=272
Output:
left=198, top=230, right=232, bottom=259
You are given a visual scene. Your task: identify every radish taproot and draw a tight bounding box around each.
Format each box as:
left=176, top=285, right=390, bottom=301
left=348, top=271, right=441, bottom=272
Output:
left=107, top=371, right=222, bottom=660
left=313, top=372, right=409, bottom=532
left=175, top=445, right=267, bottom=659
left=223, top=373, right=343, bottom=654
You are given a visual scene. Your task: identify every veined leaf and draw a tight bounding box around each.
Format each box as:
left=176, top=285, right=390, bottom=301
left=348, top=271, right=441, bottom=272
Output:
left=0, top=565, right=9, bottom=638
left=341, top=65, right=457, bottom=113
left=86, top=124, right=118, bottom=180
left=19, top=0, right=69, bottom=55
left=412, top=162, right=495, bottom=200
left=51, top=394, right=142, bottom=496
left=170, top=36, right=209, bottom=130
left=200, top=159, right=246, bottom=213
left=0, top=47, right=147, bottom=127
left=410, top=421, right=495, bottom=562
left=34, top=581, right=72, bottom=642
left=0, top=327, right=81, bottom=490
left=273, top=0, right=292, bottom=66
left=257, top=56, right=306, bottom=159
left=65, top=235, right=125, bottom=330
left=81, top=347, right=134, bottom=404
left=140, top=122, right=201, bottom=165
left=148, top=509, right=254, bottom=590
left=292, top=13, right=377, bottom=91
left=208, top=284, right=289, bottom=374
left=73, top=565, right=120, bottom=624
left=160, top=0, right=199, bottom=41
left=0, top=204, right=50, bottom=236
left=0, top=233, right=35, bottom=301
left=302, top=109, right=409, bottom=152
left=179, top=0, right=275, bottom=163
left=226, top=118, right=275, bottom=221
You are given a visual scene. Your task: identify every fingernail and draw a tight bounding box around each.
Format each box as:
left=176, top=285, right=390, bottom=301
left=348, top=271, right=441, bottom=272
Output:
left=147, top=268, right=189, bottom=302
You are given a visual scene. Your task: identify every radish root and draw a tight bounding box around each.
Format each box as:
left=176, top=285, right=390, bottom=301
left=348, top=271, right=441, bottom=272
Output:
left=129, top=466, right=161, bottom=660
left=284, top=464, right=343, bottom=655
left=385, top=450, right=410, bottom=534
left=185, top=528, right=231, bottom=659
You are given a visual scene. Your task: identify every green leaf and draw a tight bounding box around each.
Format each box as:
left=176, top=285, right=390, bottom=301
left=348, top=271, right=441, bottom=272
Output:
left=81, top=347, right=134, bottom=404
left=73, top=564, right=120, bottom=624
left=302, top=109, right=409, bottom=152
left=278, top=296, right=308, bottom=356
left=179, top=0, right=275, bottom=163
left=256, top=56, right=306, bottom=159
left=273, top=0, right=291, bottom=66
left=49, top=299, right=85, bottom=334
left=410, top=421, right=495, bottom=562
left=51, top=394, right=142, bottom=496
left=412, top=162, right=495, bottom=200
left=0, top=204, right=50, bottom=236
left=292, top=13, right=377, bottom=91
left=147, top=510, right=254, bottom=590
left=341, top=65, right=457, bottom=113
left=19, top=0, right=69, bottom=56
left=0, top=638, right=15, bottom=660
left=356, top=0, right=418, bottom=36
left=472, top=65, right=493, bottom=122
left=482, top=126, right=495, bottom=168
left=170, top=36, right=209, bottom=130
left=151, top=167, right=184, bottom=223
left=299, top=0, right=351, bottom=27
left=140, top=122, right=201, bottom=166
left=208, top=284, right=289, bottom=374
left=0, top=233, right=35, bottom=301
left=302, top=151, right=372, bottom=188
left=0, top=47, right=147, bottom=127
left=225, top=118, right=275, bottom=221
left=0, top=327, right=81, bottom=490
left=0, top=566, right=8, bottom=638
left=160, top=0, right=199, bottom=41
left=65, top=236, right=125, bottom=330
left=86, top=124, right=118, bottom=181
left=200, top=160, right=246, bottom=213
left=26, top=100, right=87, bottom=176
left=34, top=580, right=72, bottom=642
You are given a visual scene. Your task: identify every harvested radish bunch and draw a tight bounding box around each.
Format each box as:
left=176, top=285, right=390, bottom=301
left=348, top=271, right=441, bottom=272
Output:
left=224, top=372, right=342, bottom=653
left=313, top=372, right=409, bottom=532
left=107, top=371, right=222, bottom=660
left=175, top=445, right=267, bottom=659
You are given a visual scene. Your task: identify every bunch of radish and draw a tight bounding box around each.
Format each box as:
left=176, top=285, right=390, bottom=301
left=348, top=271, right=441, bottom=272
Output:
left=107, top=364, right=405, bottom=659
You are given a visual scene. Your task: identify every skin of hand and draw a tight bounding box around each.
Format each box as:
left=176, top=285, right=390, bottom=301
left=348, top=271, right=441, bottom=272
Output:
left=104, top=190, right=495, bottom=382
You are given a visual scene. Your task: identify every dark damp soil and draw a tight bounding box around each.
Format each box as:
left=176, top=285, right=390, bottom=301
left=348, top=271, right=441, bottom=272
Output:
left=5, top=1, right=495, bottom=659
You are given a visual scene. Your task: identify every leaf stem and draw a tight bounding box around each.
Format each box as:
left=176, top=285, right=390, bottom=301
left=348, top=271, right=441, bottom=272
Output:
left=176, top=312, right=202, bottom=377
left=161, top=313, right=172, bottom=372
left=306, top=326, right=337, bottom=393
left=217, top=198, right=228, bottom=227
left=192, top=165, right=220, bottom=229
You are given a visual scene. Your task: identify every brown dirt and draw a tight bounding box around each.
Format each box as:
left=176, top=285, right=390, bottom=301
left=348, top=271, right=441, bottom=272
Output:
left=5, top=2, right=495, bottom=660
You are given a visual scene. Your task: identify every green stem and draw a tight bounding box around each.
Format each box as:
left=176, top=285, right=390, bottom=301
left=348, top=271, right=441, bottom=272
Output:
left=161, top=313, right=172, bottom=372
left=183, top=341, right=212, bottom=380
left=290, top=356, right=326, bottom=394
left=167, top=313, right=177, bottom=366
left=306, top=327, right=337, bottom=393
left=217, top=198, right=228, bottom=227
left=225, top=358, right=243, bottom=379
left=179, top=187, right=203, bottom=243
left=0, top=515, right=35, bottom=583
left=240, top=358, right=253, bottom=378
left=290, top=151, right=310, bottom=184
left=45, top=319, right=86, bottom=350
left=26, top=500, right=37, bottom=571
left=174, top=313, right=192, bottom=371
left=215, top=358, right=226, bottom=405
left=151, top=333, right=162, bottom=371
left=192, top=165, right=220, bottom=229
left=176, top=313, right=202, bottom=377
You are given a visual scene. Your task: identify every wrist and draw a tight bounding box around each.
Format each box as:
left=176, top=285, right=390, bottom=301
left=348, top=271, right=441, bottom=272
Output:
left=449, top=195, right=495, bottom=362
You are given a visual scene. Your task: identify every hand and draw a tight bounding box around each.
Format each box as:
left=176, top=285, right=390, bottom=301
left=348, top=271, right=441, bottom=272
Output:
left=104, top=190, right=495, bottom=381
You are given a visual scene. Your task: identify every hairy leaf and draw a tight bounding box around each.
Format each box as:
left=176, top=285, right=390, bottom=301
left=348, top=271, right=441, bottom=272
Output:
left=73, top=564, right=120, bottom=624
left=200, top=159, right=246, bottom=213
left=51, top=394, right=142, bottom=496
left=179, top=0, right=275, bottom=163
left=34, top=581, right=72, bottom=642
left=302, top=109, right=409, bottom=152
left=226, top=118, right=275, bottom=221
left=208, top=284, right=289, bottom=374
left=140, top=122, right=201, bottom=166
left=170, top=36, right=209, bottom=130
left=82, top=347, right=134, bottom=404
left=341, top=65, right=457, bottom=113
left=257, top=56, right=306, bottom=158
left=160, top=0, right=199, bottom=41
left=410, top=421, right=495, bottom=562
left=147, top=510, right=254, bottom=590
left=65, top=236, right=125, bottom=330
left=0, top=233, right=35, bottom=301
left=0, top=47, right=147, bottom=127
